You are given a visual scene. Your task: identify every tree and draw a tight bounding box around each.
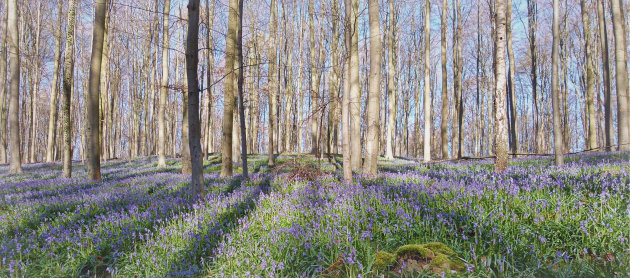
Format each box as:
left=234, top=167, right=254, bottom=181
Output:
left=221, top=0, right=240, bottom=177
left=86, top=0, right=107, bottom=181
left=186, top=0, right=205, bottom=196
left=452, top=0, right=463, bottom=159
left=423, top=0, right=431, bottom=162
left=580, top=0, right=597, bottom=151
left=506, top=0, right=518, bottom=156
left=439, top=0, right=448, bottom=159
left=596, top=0, right=612, bottom=150
left=235, top=0, right=247, bottom=178
left=551, top=0, right=564, bottom=166
left=62, top=0, right=78, bottom=177
left=365, top=0, right=381, bottom=174
left=527, top=0, right=540, bottom=153
left=384, top=0, right=396, bottom=160
left=349, top=0, right=361, bottom=170
left=494, top=0, right=509, bottom=171
left=268, top=0, right=278, bottom=165
left=610, top=0, right=630, bottom=151
left=158, top=0, right=171, bottom=167
left=342, top=0, right=353, bottom=181
left=7, top=0, right=21, bottom=173
left=45, top=0, right=64, bottom=163
left=204, top=0, right=215, bottom=157
left=0, top=7, right=7, bottom=165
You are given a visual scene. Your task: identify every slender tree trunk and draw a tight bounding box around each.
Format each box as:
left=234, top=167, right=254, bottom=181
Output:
left=527, top=0, right=540, bottom=153
left=327, top=0, right=340, bottom=155
left=7, top=0, right=20, bottom=173
left=506, top=0, right=517, bottom=156
left=268, top=0, right=278, bottom=165
left=423, top=0, right=431, bottom=162
left=439, top=0, right=448, bottom=159
left=349, top=0, right=361, bottom=170
left=45, top=0, right=64, bottom=163
left=365, top=0, right=381, bottom=174
left=597, top=0, right=612, bottom=150
left=308, top=0, right=319, bottom=155
left=30, top=1, right=42, bottom=163
left=551, top=0, right=564, bottom=165
left=221, top=0, right=240, bottom=177
left=580, top=0, right=598, bottom=150
left=61, top=0, right=77, bottom=177
left=611, top=0, right=630, bottom=150
left=185, top=0, right=205, bottom=196
left=157, top=0, right=170, bottom=167
left=205, top=0, right=215, bottom=157
left=0, top=9, right=6, bottom=165
left=384, top=0, right=396, bottom=160
left=342, top=0, right=353, bottom=181
left=86, top=0, right=107, bottom=181
left=494, top=0, right=509, bottom=171
left=99, top=10, right=109, bottom=162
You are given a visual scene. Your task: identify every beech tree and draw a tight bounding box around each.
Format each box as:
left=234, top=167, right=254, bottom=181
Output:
left=157, top=0, right=170, bottom=167
left=551, top=0, right=564, bottom=166
left=494, top=0, right=509, bottom=171
left=364, top=0, right=381, bottom=174
left=62, top=0, right=77, bottom=177
left=7, top=0, right=20, bottom=173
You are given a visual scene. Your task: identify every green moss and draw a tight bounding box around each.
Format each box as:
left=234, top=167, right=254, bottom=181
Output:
left=429, top=254, right=466, bottom=273
left=373, top=251, right=396, bottom=269
left=395, top=244, right=434, bottom=258
left=423, top=242, right=456, bottom=256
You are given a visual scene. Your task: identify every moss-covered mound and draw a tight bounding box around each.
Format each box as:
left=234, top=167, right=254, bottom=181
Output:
left=372, top=242, right=466, bottom=276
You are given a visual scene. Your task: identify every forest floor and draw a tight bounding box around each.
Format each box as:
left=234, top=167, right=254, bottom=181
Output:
left=0, top=152, right=629, bottom=277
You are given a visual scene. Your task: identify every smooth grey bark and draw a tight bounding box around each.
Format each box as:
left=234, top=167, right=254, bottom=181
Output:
left=235, top=0, right=247, bottom=178
left=62, top=0, right=77, bottom=177
left=7, top=0, right=20, bottom=173
left=385, top=0, right=396, bottom=160
left=551, top=0, right=564, bottom=165
left=46, top=0, right=64, bottom=163
left=365, top=0, right=381, bottom=174
left=268, top=0, right=278, bottom=165
left=186, top=0, right=205, bottom=196
left=611, top=0, right=630, bottom=150
left=423, top=0, right=431, bottom=162
left=439, top=0, right=448, bottom=159
left=221, top=0, right=239, bottom=177
left=596, top=0, right=612, bottom=150
left=87, top=0, right=107, bottom=181
left=349, top=0, right=361, bottom=170
left=580, top=0, right=597, bottom=150
left=0, top=8, right=7, bottom=164
left=494, top=0, right=509, bottom=171
left=342, top=0, right=353, bottom=181
left=158, top=0, right=170, bottom=167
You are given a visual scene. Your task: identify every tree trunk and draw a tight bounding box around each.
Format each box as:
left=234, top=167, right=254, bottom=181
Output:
left=506, top=0, right=517, bottom=156
left=439, top=0, right=448, bottom=159
left=0, top=9, right=6, bottom=165
left=30, top=1, right=42, bottom=163
left=551, top=0, right=564, bottom=166
left=349, top=0, right=361, bottom=170
left=61, top=0, right=77, bottom=177
left=185, top=0, right=205, bottom=196
left=580, top=0, right=597, bottom=151
left=365, top=0, right=381, bottom=174
left=527, top=0, right=540, bottom=153
left=157, top=0, right=170, bottom=167
left=204, top=0, right=215, bottom=157
left=385, top=0, right=396, bottom=160
left=7, top=0, right=20, bottom=173
left=268, top=0, right=278, bottom=165
left=87, top=0, right=107, bottom=181
left=494, top=0, right=509, bottom=171
left=423, top=0, right=431, bottom=162
left=45, top=0, right=64, bottom=163
left=342, top=0, right=353, bottom=181
left=597, top=0, right=612, bottom=150
left=611, top=0, right=630, bottom=150
left=221, top=0, right=240, bottom=177
left=308, top=0, right=319, bottom=155
left=327, top=0, right=340, bottom=156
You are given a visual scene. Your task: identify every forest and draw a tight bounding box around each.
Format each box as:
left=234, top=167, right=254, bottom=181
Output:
left=0, top=0, right=629, bottom=276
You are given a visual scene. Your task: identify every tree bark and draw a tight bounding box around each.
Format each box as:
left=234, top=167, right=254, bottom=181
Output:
left=365, top=0, right=381, bottom=174
left=204, top=0, right=215, bottom=157
left=349, top=0, right=361, bottom=170
left=221, top=0, right=240, bottom=177
left=7, top=0, right=20, bottom=173
left=439, top=0, right=448, bottom=159
left=268, top=0, right=278, bottom=165
left=580, top=0, right=598, bottom=151
left=342, top=0, right=353, bottom=181
left=186, top=0, right=205, bottom=196
left=46, top=0, right=64, bottom=163
left=62, top=0, right=77, bottom=177
left=551, top=0, right=564, bottom=166
left=494, top=0, right=509, bottom=171
left=423, top=0, right=431, bottom=162
left=611, top=0, right=630, bottom=150
left=506, top=0, right=518, bottom=156
left=157, top=0, right=170, bottom=167
left=384, top=0, right=396, bottom=160
left=87, top=0, right=107, bottom=181
left=596, top=0, right=612, bottom=150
